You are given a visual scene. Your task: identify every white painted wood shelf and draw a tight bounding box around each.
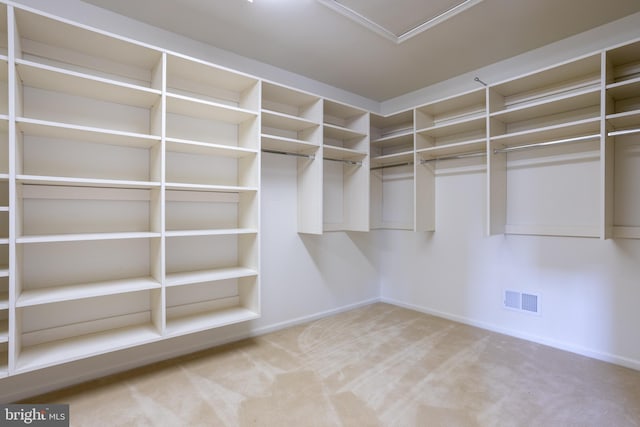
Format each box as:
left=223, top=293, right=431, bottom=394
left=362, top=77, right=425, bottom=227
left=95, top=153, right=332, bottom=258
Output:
left=166, top=267, right=257, bottom=288
left=16, top=118, right=161, bottom=149
left=17, top=277, right=162, bottom=308
left=16, top=324, right=162, bottom=374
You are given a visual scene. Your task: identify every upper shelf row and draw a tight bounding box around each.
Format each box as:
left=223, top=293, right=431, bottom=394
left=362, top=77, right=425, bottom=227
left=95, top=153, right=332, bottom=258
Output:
left=0, top=6, right=638, bottom=157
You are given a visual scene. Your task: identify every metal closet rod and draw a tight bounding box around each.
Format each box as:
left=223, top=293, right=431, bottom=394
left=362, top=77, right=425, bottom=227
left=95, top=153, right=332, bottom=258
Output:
left=371, top=161, right=413, bottom=171
left=371, top=151, right=485, bottom=171
left=420, top=151, right=486, bottom=163
left=262, top=149, right=315, bottom=159
left=261, top=149, right=362, bottom=166
left=493, top=133, right=600, bottom=154
left=324, top=157, right=363, bottom=166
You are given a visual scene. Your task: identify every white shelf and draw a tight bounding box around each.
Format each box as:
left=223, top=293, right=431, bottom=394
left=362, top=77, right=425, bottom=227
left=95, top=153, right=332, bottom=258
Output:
left=371, top=151, right=414, bottom=165
left=0, top=239, right=8, bottom=245
left=261, top=134, right=319, bottom=154
left=371, top=129, right=413, bottom=146
left=166, top=54, right=258, bottom=102
left=0, top=174, right=8, bottom=180
left=165, top=182, right=258, bottom=193
left=15, top=9, right=163, bottom=86
left=17, top=117, right=161, bottom=148
left=262, top=109, right=319, bottom=131
left=17, top=277, right=161, bottom=308
left=491, top=117, right=601, bottom=148
left=490, top=87, right=600, bottom=123
left=607, top=109, right=640, bottom=129
left=416, top=114, right=485, bottom=137
left=17, top=174, right=160, bottom=190
left=492, top=55, right=601, bottom=96
left=166, top=306, right=259, bottom=337
left=0, top=267, right=7, bottom=278
left=262, top=81, right=320, bottom=108
left=166, top=267, right=257, bottom=287
left=16, top=59, right=161, bottom=109
left=323, top=145, right=367, bottom=161
left=17, top=231, right=161, bottom=244
left=417, top=139, right=486, bottom=158
left=606, top=76, right=640, bottom=99
left=16, top=323, right=161, bottom=373
left=0, top=207, right=8, bottom=212
left=165, top=137, right=257, bottom=158
left=166, top=93, right=257, bottom=124
left=323, top=123, right=367, bottom=140
left=165, top=228, right=258, bottom=238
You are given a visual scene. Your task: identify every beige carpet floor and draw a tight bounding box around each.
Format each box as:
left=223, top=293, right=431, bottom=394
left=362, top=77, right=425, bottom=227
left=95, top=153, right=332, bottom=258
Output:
left=28, top=303, right=640, bottom=426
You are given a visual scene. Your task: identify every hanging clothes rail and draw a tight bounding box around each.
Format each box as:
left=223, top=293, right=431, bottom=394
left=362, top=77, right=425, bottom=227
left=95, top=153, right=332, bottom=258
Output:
left=370, top=161, right=414, bottom=171
left=324, top=157, right=363, bottom=166
left=493, top=133, right=600, bottom=154
left=262, top=149, right=315, bottom=160
left=420, top=151, right=486, bottom=164
left=262, top=149, right=363, bottom=166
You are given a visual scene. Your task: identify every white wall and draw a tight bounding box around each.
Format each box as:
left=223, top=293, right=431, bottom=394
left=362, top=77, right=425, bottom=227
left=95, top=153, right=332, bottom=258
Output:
left=379, top=167, right=640, bottom=370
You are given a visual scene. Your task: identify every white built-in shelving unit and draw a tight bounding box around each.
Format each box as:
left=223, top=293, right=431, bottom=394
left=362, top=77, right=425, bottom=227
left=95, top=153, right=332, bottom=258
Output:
left=414, top=88, right=487, bottom=232
left=260, top=81, right=323, bottom=234
left=323, top=100, right=369, bottom=232
left=487, top=54, right=602, bottom=238
left=604, top=40, right=640, bottom=239
left=371, top=40, right=639, bottom=239
left=3, top=3, right=261, bottom=376
left=370, top=110, right=414, bottom=230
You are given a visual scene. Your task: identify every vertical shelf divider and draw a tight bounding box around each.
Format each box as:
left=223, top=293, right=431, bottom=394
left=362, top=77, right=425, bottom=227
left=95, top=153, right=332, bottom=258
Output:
left=6, top=3, right=16, bottom=375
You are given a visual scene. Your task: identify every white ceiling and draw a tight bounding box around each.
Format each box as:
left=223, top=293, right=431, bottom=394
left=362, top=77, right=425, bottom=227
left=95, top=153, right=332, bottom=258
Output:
left=80, top=0, right=640, bottom=101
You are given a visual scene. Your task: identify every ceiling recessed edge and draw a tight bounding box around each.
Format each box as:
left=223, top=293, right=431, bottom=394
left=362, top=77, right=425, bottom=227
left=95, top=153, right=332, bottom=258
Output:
left=317, top=0, right=485, bottom=44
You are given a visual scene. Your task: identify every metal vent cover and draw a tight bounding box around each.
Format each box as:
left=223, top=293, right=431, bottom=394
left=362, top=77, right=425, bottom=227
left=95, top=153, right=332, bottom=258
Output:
left=504, top=290, right=540, bottom=315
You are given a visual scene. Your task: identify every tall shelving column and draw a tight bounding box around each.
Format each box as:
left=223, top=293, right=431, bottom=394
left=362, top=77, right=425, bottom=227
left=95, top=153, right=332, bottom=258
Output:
left=164, top=54, right=260, bottom=335
left=487, top=54, right=602, bottom=237
left=414, top=89, right=487, bottom=232
left=11, top=8, right=165, bottom=374
left=603, top=39, right=640, bottom=239
left=0, top=3, right=8, bottom=378
left=323, top=100, right=369, bottom=232
left=369, top=110, right=414, bottom=230
left=261, top=82, right=323, bottom=234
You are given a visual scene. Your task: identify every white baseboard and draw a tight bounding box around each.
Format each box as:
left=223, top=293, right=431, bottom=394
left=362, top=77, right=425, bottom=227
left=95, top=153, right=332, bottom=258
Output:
left=2, top=297, right=381, bottom=403
left=381, top=297, right=640, bottom=372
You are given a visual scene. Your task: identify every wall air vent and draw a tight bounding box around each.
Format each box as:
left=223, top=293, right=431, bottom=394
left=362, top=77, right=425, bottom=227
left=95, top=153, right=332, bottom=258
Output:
left=504, top=290, right=540, bottom=315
